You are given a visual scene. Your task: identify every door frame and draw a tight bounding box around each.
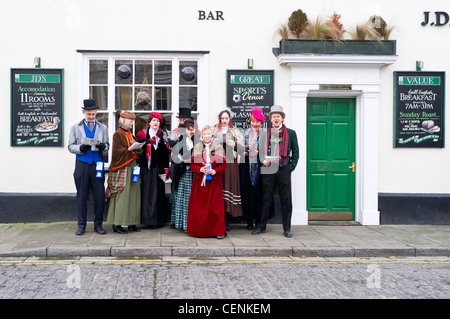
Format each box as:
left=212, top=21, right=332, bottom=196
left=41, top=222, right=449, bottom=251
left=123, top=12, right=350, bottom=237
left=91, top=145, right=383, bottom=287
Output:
left=291, top=88, right=374, bottom=225
left=306, top=97, right=356, bottom=221
left=277, top=54, right=397, bottom=225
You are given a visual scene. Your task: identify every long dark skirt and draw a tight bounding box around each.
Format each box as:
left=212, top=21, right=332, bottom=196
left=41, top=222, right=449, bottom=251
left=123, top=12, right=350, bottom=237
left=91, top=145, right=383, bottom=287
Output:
left=239, top=161, right=262, bottom=226
left=140, top=167, right=166, bottom=227
left=222, top=161, right=243, bottom=217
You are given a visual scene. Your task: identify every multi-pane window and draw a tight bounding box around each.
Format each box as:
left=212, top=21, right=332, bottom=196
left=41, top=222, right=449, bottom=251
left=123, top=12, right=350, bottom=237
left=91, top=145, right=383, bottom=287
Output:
left=112, top=59, right=174, bottom=133
left=88, top=57, right=200, bottom=135
left=179, top=60, right=198, bottom=114
left=83, top=52, right=206, bottom=166
left=89, top=60, right=109, bottom=127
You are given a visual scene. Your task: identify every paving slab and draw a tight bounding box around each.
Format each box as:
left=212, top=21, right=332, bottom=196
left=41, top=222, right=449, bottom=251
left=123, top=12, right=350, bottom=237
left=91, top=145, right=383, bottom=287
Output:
left=292, top=228, right=339, bottom=247
left=123, top=230, right=161, bottom=247
left=343, top=226, right=410, bottom=247
left=310, top=226, right=375, bottom=247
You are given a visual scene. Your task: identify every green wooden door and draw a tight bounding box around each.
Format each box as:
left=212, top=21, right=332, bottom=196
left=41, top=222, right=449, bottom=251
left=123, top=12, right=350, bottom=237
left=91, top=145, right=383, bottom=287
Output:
left=307, top=98, right=356, bottom=221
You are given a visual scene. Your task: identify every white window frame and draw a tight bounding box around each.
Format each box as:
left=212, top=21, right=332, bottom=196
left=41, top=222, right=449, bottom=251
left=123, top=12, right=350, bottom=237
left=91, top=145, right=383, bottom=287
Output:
left=77, top=50, right=209, bottom=168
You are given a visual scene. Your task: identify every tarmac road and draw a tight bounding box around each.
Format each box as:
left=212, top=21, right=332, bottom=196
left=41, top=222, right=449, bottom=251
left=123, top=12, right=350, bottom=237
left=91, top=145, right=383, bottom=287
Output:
left=0, top=256, right=448, bottom=301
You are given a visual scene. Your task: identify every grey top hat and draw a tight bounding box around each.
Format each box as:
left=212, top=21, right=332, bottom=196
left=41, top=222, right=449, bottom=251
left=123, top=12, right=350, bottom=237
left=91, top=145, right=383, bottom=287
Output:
left=83, top=99, right=98, bottom=110
left=269, top=105, right=285, bottom=118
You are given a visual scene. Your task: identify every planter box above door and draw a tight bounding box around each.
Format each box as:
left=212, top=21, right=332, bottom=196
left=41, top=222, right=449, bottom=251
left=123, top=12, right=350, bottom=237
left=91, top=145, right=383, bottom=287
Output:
left=279, top=39, right=396, bottom=56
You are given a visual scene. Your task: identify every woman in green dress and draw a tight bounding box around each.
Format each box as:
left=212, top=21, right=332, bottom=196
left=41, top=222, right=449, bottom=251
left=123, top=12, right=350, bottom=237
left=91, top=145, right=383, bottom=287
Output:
left=105, top=110, right=142, bottom=234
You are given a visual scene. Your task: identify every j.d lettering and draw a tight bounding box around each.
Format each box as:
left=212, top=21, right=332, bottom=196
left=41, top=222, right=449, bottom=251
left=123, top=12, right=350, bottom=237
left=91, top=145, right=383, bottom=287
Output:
left=422, top=11, right=450, bottom=26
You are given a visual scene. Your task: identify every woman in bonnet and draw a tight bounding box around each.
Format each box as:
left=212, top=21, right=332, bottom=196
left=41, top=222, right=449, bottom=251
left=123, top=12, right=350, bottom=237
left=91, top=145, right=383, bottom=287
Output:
left=137, top=112, right=170, bottom=228
left=105, top=110, right=141, bottom=234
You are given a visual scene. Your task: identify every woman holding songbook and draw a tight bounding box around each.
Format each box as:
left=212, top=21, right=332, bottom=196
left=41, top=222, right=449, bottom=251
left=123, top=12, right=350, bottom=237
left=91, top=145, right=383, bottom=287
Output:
left=187, top=126, right=227, bottom=239
left=105, top=111, right=141, bottom=234
left=137, top=112, right=171, bottom=228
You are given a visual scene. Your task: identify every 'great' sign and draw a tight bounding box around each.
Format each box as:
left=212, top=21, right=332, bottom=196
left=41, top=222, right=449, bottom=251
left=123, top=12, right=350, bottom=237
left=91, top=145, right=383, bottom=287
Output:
left=226, top=70, right=274, bottom=129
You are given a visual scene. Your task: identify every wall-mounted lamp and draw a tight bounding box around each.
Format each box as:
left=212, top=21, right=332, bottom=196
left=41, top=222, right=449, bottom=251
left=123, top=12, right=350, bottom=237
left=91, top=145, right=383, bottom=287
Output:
left=416, top=61, right=424, bottom=71
left=247, top=58, right=253, bottom=70
left=34, top=57, right=41, bottom=69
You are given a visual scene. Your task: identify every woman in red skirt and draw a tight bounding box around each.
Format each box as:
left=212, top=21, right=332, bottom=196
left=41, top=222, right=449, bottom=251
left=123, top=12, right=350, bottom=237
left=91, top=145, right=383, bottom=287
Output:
left=187, top=126, right=227, bottom=239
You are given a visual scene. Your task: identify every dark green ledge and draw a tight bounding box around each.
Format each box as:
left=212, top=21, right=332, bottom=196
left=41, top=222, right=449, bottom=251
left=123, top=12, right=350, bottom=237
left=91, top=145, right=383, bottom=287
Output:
left=279, top=39, right=397, bottom=55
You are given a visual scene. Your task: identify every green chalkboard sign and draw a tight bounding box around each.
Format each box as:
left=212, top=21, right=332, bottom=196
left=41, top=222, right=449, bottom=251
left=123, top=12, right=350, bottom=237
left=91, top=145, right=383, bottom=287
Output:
left=394, top=71, right=445, bottom=148
left=226, top=69, right=274, bottom=129
left=11, top=68, right=64, bottom=147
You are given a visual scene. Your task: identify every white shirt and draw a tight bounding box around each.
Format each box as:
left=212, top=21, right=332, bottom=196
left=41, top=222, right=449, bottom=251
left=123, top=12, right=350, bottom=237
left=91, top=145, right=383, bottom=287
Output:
left=148, top=128, right=160, bottom=149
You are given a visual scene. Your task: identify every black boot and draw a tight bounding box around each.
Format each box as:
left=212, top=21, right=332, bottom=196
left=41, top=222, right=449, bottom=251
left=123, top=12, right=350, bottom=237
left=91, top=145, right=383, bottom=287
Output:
left=128, top=225, right=141, bottom=232
left=112, top=225, right=127, bottom=234
left=225, top=215, right=232, bottom=231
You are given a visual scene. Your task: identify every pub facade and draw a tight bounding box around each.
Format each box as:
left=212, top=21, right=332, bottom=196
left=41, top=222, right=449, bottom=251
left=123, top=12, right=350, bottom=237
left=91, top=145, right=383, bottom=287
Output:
left=1, top=0, right=448, bottom=224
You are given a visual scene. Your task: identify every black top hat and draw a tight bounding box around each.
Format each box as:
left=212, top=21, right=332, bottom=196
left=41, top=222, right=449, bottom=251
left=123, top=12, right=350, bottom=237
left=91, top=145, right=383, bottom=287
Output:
left=177, top=107, right=193, bottom=118
left=83, top=99, right=98, bottom=110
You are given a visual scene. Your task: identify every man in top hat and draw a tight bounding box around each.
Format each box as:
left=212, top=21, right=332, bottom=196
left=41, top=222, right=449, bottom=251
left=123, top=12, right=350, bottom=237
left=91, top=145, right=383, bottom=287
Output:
left=68, top=99, right=110, bottom=235
left=252, top=105, right=299, bottom=237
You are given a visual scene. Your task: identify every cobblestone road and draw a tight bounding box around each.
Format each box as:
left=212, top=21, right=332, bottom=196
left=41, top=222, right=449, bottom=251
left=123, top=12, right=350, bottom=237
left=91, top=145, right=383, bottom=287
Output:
left=0, top=257, right=448, bottom=300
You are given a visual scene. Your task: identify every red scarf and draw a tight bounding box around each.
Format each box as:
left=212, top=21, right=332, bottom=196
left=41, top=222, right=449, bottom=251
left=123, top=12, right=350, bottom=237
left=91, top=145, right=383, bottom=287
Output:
left=265, top=124, right=289, bottom=164
left=137, top=127, right=163, bottom=169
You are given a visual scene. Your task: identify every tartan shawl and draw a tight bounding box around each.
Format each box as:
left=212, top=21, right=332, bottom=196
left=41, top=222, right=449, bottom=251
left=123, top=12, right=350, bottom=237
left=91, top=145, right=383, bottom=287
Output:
left=105, top=166, right=127, bottom=198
